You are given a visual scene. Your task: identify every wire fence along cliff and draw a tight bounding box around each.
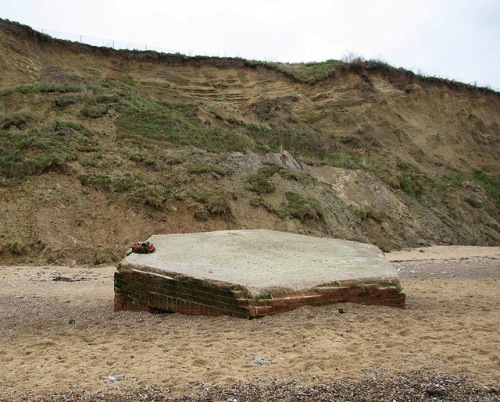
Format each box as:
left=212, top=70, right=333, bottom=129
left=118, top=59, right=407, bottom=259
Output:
left=35, top=27, right=267, bottom=60
left=37, top=27, right=178, bottom=54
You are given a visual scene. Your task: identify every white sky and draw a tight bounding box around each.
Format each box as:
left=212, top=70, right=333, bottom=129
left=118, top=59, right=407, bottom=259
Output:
left=2, top=0, right=499, bottom=90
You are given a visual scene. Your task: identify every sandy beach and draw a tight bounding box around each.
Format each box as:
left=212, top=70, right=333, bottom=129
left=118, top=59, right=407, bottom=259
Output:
left=1, top=246, right=499, bottom=401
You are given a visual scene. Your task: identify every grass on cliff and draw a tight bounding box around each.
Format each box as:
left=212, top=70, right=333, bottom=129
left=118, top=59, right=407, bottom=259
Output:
left=249, top=191, right=324, bottom=223
left=185, top=188, right=231, bottom=216
left=245, top=164, right=315, bottom=195
left=1, top=82, right=82, bottom=95
left=283, top=192, right=324, bottom=222
left=116, top=97, right=253, bottom=153
left=473, top=170, right=500, bottom=206
left=255, top=60, right=342, bottom=82
left=0, top=121, right=91, bottom=179
left=78, top=172, right=171, bottom=209
left=1, top=79, right=497, bottom=221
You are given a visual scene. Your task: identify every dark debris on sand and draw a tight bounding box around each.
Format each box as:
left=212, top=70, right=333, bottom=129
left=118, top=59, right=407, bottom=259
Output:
left=2, top=371, right=498, bottom=402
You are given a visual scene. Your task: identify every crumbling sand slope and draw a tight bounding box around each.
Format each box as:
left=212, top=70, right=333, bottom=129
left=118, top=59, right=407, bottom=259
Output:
left=0, top=19, right=498, bottom=264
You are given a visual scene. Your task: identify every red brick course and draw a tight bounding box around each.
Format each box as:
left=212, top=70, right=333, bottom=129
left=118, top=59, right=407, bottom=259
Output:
left=114, top=266, right=406, bottom=318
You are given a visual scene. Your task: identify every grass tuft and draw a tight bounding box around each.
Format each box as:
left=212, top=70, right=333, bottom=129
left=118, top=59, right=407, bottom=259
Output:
left=283, top=192, right=323, bottom=222
left=1, top=83, right=82, bottom=95
left=78, top=172, right=170, bottom=209
left=81, top=104, right=108, bottom=118
left=188, top=189, right=231, bottom=216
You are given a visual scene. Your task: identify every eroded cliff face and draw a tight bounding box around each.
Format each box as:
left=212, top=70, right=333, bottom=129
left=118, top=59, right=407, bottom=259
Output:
left=0, top=19, right=498, bottom=264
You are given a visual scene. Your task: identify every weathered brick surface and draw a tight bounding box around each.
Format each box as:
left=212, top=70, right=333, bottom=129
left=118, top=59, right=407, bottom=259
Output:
left=114, top=266, right=406, bottom=318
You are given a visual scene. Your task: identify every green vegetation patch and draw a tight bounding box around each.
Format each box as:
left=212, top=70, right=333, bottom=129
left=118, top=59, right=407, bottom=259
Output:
left=385, top=161, right=426, bottom=198
left=187, top=162, right=231, bottom=176
left=0, top=110, right=37, bottom=129
left=128, top=184, right=171, bottom=209
left=0, top=121, right=91, bottom=179
left=94, top=94, right=121, bottom=104
left=80, top=154, right=110, bottom=168
left=245, top=164, right=315, bottom=195
left=126, top=152, right=163, bottom=171
left=116, top=96, right=252, bottom=153
left=246, top=173, right=276, bottom=194
left=398, top=172, right=424, bottom=198
left=224, top=117, right=279, bottom=151
left=473, top=170, right=499, bottom=205
left=1, top=83, right=83, bottom=95
left=121, top=75, right=136, bottom=86
left=187, top=188, right=231, bottom=216
left=250, top=60, right=342, bottom=83
left=350, top=205, right=388, bottom=222
left=81, top=104, right=108, bottom=118
left=282, top=192, right=324, bottom=222
left=52, top=94, right=81, bottom=108
left=245, top=164, right=281, bottom=194
left=78, top=172, right=170, bottom=209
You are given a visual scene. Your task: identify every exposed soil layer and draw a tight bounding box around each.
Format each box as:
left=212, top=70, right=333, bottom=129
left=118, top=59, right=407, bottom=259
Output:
left=0, top=19, right=499, bottom=265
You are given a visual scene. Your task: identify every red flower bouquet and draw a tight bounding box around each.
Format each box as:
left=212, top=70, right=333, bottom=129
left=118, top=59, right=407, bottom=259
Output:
left=130, top=241, right=155, bottom=254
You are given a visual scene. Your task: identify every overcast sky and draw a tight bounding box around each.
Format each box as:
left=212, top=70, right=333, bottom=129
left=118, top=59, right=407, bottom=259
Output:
left=2, top=0, right=499, bottom=90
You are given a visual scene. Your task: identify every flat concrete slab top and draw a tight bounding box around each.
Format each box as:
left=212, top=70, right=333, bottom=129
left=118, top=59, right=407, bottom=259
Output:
left=122, top=230, right=398, bottom=298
